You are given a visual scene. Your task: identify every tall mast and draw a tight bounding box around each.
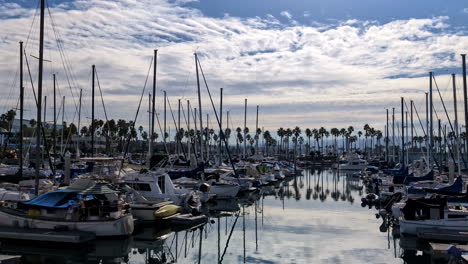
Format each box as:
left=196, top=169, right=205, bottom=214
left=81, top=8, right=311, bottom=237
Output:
left=53, top=74, right=56, bottom=160
left=218, top=88, right=223, bottom=166
left=452, top=73, right=461, bottom=176
left=462, top=54, right=468, bottom=158
left=91, top=65, right=95, bottom=157
left=43, top=96, right=46, bottom=168
left=19, top=41, right=24, bottom=178
left=401, top=97, right=405, bottom=166
left=35, top=0, right=45, bottom=195
left=195, top=53, right=204, bottom=162
left=163, top=90, right=167, bottom=146
left=406, top=111, right=409, bottom=165
left=392, top=107, right=395, bottom=163
left=77, top=89, right=82, bottom=158
left=426, top=92, right=429, bottom=164
left=243, top=98, right=247, bottom=159
left=429, top=72, right=433, bottom=168
left=177, top=98, right=181, bottom=156
left=151, top=50, right=157, bottom=152
left=410, top=100, right=414, bottom=149
left=61, top=96, right=65, bottom=154
left=386, top=109, right=389, bottom=162
left=148, top=93, right=151, bottom=160
left=187, top=100, right=191, bottom=161
left=255, top=105, right=259, bottom=155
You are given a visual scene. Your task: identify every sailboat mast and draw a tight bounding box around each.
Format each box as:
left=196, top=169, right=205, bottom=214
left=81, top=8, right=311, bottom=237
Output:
left=53, top=74, right=56, bottom=160
left=163, top=90, right=167, bottom=146
left=19, top=41, right=23, bottom=178
left=255, top=105, right=259, bottom=154
left=386, top=109, right=389, bottom=162
left=218, top=88, right=223, bottom=166
left=91, top=65, right=95, bottom=157
left=462, top=54, right=468, bottom=157
left=178, top=98, right=181, bottom=156
left=429, top=72, right=433, bottom=168
left=77, top=89, right=82, bottom=158
left=35, top=0, right=45, bottom=196
left=61, top=96, right=65, bottom=154
left=425, top=92, right=429, bottom=163
left=18, top=41, right=24, bottom=177
left=195, top=53, right=204, bottom=162
left=410, top=100, right=414, bottom=149
left=401, top=97, right=404, bottom=166
left=243, top=98, right=247, bottom=159
left=452, top=73, right=461, bottom=176
left=151, top=50, right=157, bottom=151
left=187, top=100, right=191, bottom=160
left=392, top=107, right=395, bottom=163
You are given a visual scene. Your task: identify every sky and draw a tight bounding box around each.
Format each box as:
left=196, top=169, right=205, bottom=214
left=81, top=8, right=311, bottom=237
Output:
left=0, top=0, right=467, bottom=135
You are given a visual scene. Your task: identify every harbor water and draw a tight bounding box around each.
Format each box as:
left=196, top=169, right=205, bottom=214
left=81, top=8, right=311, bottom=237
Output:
left=0, top=169, right=448, bottom=263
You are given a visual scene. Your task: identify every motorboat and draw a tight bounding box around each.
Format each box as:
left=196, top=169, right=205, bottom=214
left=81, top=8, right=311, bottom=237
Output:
left=122, top=169, right=202, bottom=212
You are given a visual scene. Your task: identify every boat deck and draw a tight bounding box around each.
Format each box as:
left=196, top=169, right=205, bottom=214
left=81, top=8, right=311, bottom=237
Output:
left=0, top=226, right=95, bottom=244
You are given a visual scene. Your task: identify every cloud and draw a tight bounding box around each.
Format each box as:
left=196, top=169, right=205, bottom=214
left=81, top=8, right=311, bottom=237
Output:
left=463, top=8, right=468, bottom=14
left=280, top=11, right=292, bottom=20
left=0, top=0, right=467, bottom=134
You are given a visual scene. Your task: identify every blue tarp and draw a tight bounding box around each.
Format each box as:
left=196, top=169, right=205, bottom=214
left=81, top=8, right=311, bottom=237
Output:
left=22, top=190, right=80, bottom=209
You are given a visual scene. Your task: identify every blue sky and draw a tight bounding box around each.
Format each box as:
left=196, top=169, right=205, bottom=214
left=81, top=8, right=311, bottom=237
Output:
left=0, top=0, right=467, bottom=134
left=187, top=0, right=468, bottom=27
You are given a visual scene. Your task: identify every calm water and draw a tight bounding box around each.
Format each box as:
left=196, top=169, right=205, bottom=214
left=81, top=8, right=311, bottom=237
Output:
left=0, top=169, right=456, bottom=263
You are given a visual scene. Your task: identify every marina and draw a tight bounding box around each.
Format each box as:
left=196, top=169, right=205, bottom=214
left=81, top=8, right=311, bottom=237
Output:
left=0, top=0, right=468, bottom=263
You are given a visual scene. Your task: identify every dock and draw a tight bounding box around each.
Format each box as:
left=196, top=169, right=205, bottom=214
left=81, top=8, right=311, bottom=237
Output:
left=0, top=227, right=95, bottom=244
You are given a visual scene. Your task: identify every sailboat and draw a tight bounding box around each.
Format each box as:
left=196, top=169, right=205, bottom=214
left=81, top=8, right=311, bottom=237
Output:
left=0, top=183, right=134, bottom=237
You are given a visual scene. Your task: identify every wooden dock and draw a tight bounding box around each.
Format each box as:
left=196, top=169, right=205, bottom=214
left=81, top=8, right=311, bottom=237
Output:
left=0, top=227, right=95, bottom=244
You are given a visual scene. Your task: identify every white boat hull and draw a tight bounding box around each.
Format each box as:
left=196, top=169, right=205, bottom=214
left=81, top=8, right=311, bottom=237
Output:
left=0, top=210, right=134, bottom=237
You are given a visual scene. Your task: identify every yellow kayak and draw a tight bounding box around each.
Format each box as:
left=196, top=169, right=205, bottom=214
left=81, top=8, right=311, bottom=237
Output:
left=154, top=204, right=180, bottom=218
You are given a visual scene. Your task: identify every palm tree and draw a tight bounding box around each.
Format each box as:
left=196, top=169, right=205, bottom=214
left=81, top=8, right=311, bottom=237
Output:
left=357, top=131, right=363, bottom=151
left=293, top=126, right=301, bottom=159
left=339, top=128, right=346, bottom=153
left=330, top=128, right=339, bottom=154
left=363, top=124, right=370, bottom=153
left=347, top=126, right=354, bottom=151
left=305, top=128, right=312, bottom=155
left=285, top=128, right=292, bottom=157
left=319, top=127, right=327, bottom=153
left=277, top=127, right=285, bottom=153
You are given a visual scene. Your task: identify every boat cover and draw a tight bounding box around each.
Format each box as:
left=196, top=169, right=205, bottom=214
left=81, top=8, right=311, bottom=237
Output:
left=21, top=190, right=80, bottom=208
left=168, top=163, right=204, bottom=180
left=393, top=170, right=433, bottom=184
left=424, top=176, right=464, bottom=195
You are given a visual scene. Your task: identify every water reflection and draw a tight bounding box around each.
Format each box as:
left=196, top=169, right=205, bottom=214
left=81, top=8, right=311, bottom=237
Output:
left=0, top=168, right=447, bottom=264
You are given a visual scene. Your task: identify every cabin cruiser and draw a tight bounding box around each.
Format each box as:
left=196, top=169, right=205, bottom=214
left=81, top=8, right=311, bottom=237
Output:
left=338, top=155, right=368, bottom=171
left=0, top=184, right=134, bottom=237
left=122, top=169, right=202, bottom=213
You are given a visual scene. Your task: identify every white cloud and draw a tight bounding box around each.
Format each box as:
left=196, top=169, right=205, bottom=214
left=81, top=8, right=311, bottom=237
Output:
left=0, top=0, right=466, bottom=135
left=280, top=11, right=292, bottom=20
left=463, top=8, right=468, bottom=14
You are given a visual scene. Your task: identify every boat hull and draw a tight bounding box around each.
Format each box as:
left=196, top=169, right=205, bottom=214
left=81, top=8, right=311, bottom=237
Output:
left=400, top=218, right=468, bottom=235
left=0, top=210, right=134, bottom=237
